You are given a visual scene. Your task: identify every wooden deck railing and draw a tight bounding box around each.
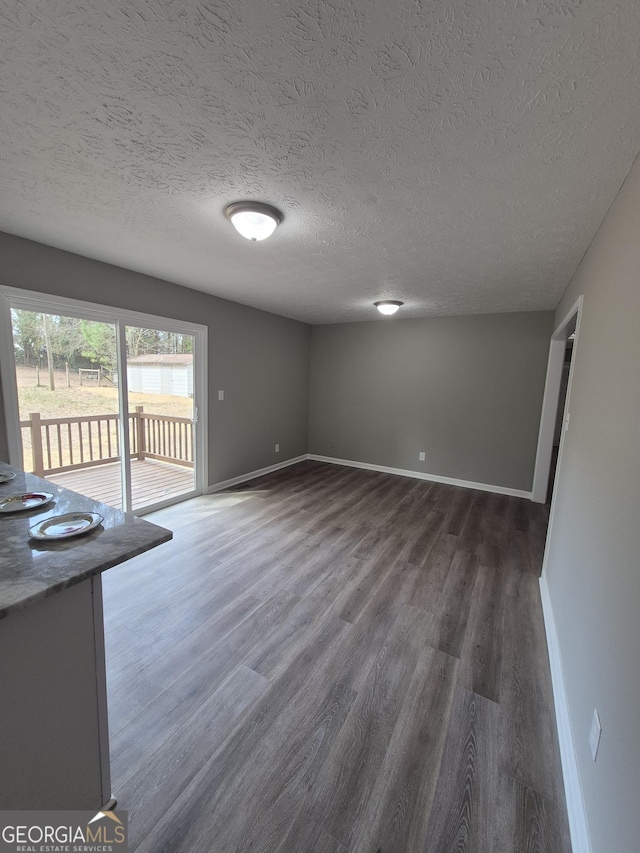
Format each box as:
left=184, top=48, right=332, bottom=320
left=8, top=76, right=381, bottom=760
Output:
left=20, top=406, right=193, bottom=476
left=138, top=411, right=194, bottom=469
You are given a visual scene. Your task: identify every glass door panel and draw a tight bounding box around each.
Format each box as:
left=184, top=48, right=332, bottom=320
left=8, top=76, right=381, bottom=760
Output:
left=125, top=325, right=196, bottom=511
left=10, top=308, right=124, bottom=507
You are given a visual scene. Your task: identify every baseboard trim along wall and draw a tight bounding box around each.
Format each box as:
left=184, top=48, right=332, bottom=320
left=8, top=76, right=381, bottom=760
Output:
left=209, top=453, right=533, bottom=499
left=539, top=574, right=592, bottom=853
left=307, top=454, right=532, bottom=499
left=208, top=455, right=308, bottom=493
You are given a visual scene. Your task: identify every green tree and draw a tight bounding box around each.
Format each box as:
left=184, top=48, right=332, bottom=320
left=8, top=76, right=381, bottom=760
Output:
left=49, top=315, right=85, bottom=368
left=11, top=309, right=44, bottom=365
left=79, top=321, right=117, bottom=371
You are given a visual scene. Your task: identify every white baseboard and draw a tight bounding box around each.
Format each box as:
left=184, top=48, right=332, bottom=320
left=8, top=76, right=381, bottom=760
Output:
left=209, top=453, right=533, bottom=500
left=539, top=575, right=591, bottom=853
left=307, top=454, right=532, bottom=499
left=207, top=455, right=308, bottom=493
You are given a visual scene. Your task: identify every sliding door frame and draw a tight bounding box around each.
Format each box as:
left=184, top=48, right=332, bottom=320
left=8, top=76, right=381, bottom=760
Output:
left=0, top=286, right=208, bottom=514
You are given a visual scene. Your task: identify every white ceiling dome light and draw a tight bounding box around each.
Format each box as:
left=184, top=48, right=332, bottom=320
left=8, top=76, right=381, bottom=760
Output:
left=224, top=202, right=283, bottom=241
left=374, top=300, right=404, bottom=316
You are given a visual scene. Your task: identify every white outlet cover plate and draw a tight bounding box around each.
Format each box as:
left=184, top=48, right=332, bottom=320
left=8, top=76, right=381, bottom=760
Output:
left=589, top=709, right=602, bottom=761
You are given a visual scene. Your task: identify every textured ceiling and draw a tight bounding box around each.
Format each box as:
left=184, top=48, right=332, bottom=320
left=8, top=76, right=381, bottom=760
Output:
left=1, top=1, right=640, bottom=324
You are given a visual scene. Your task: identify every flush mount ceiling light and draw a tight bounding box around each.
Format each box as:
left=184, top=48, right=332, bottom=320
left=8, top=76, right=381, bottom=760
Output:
left=374, top=300, right=404, bottom=316
left=224, top=201, right=283, bottom=241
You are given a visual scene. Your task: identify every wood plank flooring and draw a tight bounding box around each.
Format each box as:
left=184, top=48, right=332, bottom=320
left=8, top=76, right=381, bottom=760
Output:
left=102, top=460, right=571, bottom=853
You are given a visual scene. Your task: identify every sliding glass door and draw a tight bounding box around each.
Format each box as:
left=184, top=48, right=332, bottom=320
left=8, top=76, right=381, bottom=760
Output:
left=10, top=308, right=124, bottom=506
left=0, top=291, right=206, bottom=514
left=124, top=325, right=196, bottom=510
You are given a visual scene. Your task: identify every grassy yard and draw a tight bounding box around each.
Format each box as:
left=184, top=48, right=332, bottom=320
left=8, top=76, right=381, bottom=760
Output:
left=16, top=366, right=193, bottom=472
left=16, top=366, right=193, bottom=420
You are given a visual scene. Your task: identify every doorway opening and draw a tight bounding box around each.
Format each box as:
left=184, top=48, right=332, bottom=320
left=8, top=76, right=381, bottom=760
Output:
left=531, top=295, right=582, bottom=505
left=547, top=334, right=574, bottom=498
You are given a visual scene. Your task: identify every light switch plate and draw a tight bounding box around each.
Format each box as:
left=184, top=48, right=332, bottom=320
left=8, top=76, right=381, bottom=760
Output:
left=218, top=390, right=224, bottom=401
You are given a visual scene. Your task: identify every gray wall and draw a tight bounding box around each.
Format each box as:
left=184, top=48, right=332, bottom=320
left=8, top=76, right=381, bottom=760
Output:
left=308, top=311, right=554, bottom=492
left=0, top=232, right=311, bottom=486
left=544, top=156, right=640, bottom=851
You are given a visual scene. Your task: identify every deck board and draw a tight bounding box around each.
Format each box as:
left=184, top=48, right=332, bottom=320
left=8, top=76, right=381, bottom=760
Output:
left=48, top=459, right=194, bottom=510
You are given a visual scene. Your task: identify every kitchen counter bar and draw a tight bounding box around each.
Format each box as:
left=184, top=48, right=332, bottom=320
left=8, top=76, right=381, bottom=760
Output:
left=0, top=463, right=172, bottom=618
left=0, top=463, right=172, bottom=810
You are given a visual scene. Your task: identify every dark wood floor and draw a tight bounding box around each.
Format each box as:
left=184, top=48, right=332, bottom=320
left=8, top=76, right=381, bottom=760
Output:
left=102, top=461, right=571, bottom=853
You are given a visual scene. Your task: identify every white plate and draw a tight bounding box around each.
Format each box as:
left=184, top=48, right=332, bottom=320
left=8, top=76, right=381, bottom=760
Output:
left=0, top=492, right=54, bottom=513
left=0, top=472, right=17, bottom=484
left=29, top=512, right=103, bottom=540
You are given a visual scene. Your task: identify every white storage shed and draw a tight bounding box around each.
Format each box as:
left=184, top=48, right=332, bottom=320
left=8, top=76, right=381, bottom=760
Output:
left=127, top=354, right=193, bottom=397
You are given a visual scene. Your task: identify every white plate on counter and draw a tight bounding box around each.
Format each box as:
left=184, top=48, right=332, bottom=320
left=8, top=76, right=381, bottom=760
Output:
left=0, top=492, right=54, bottom=513
left=0, top=472, right=17, bottom=484
left=29, top=512, right=103, bottom=540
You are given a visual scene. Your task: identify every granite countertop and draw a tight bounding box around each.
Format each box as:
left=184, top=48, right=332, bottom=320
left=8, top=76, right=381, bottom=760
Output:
left=0, top=463, right=172, bottom=619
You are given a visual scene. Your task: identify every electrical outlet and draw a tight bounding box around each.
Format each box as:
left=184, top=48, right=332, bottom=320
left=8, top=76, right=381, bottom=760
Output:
left=218, top=390, right=224, bottom=401
left=589, top=709, right=602, bottom=761
left=275, top=443, right=280, bottom=453
left=419, top=451, right=426, bottom=462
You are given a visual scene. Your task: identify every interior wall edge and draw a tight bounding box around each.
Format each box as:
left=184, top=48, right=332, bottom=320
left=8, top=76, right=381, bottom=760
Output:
left=541, top=147, right=640, bottom=852
left=207, top=455, right=309, bottom=493
left=539, top=574, right=593, bottom=853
